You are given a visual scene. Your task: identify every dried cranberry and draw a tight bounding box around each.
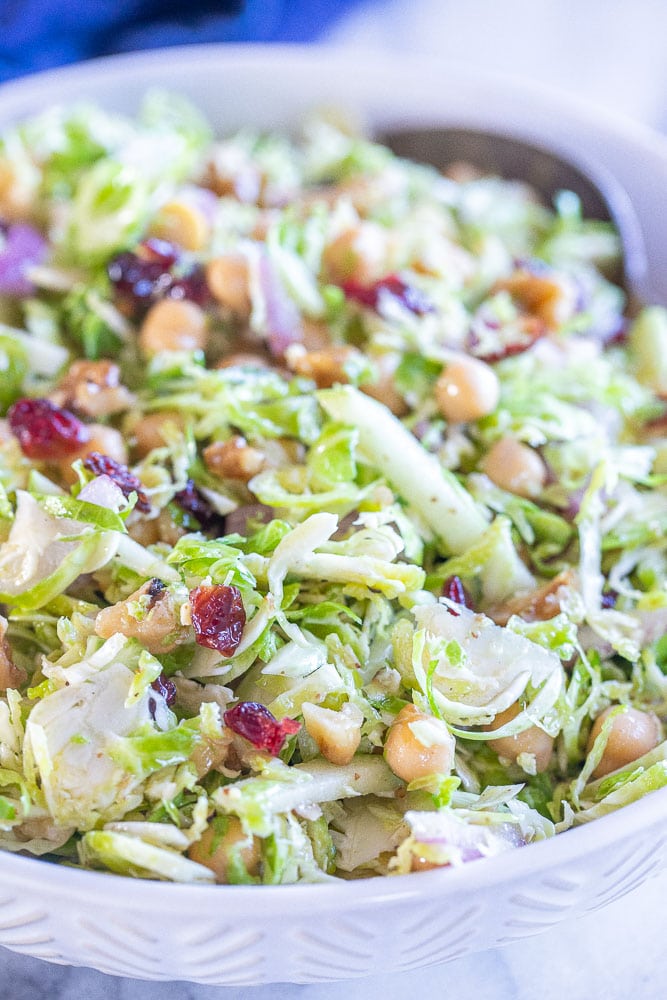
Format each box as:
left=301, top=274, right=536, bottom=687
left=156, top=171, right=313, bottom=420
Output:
left=140, top=238, right=181, bottom=268
left=190, top=584, right=246, bottom=656
left=8, top=397, right=89, bottom=460
left=342, top=275, right=434, bottom=316
left=107, top=251, right=173, bottom=313
left=108, top=240, right=210, bottom=316
left=168, top=266, right=212, bottom=308
left=224, top=701, right=300, bottom=756
left=442, top=575, right=473, bottom=609
left=173, top=479, right=225, bottom=534
left=82, top=452, right=151, bottom=512
left=151, top=672, right=177, bottom=707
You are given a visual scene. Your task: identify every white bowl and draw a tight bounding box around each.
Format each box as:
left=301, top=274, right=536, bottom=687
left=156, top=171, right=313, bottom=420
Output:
left=1, top=44, right=667, bottom=986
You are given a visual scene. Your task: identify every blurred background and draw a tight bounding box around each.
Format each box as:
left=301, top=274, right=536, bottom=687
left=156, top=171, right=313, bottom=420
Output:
left=1, top=0, right=666, bottom=130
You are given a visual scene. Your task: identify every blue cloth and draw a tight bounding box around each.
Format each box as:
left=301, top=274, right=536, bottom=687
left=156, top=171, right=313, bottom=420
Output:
left=0, top=1, right=365, bottom=82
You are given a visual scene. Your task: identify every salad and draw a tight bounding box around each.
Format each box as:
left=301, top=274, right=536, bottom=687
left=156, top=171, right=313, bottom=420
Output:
left=0, top=92, right=665, bottom=885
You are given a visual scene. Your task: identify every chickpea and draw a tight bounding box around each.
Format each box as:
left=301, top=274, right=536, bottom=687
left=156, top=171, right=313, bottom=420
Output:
left=187, top=817, right=260, bottom=883
left=322, top=223, right=390, bottom=285
left=384, top=704, right=455, bottom=783
left=139, top=299, right=209, bottom=356
left=154, top=508, right=187, bottom=546
left=484, top=702, right=554, bottom=773
left=285, top=345, right=361, bottom=389
left=482, top=437, right=547, bottom=499
left=127, top=509, right=187, bottom=547
left=131, top=411, right=185, bottom=457
left=302, top=701, right=363, bottom=766
left=56, top=424, right=127, bottom=485
left=95, top=578, right=187, bottom=655
left=54, top=360, right=134, bottom=419
left=206, top=254, right=251, bottom=318
left=587, top=706, right=662, bottom=779
left=435, top=356, right=500, bottom=423
left=203, top=436, right=266, bottom=482
left=216, top=351, right=270, bottom=371
left=149, top=198, right=210, bottom=252
left=127, top=518, right=161, bottom=547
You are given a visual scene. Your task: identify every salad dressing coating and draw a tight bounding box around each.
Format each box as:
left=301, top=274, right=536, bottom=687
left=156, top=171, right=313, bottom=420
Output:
left=0, top=93, right=665, bottom=883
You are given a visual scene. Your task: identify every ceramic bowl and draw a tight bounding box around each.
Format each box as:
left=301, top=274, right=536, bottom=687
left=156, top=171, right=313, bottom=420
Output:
left=1, top=45, right=667, bottom=986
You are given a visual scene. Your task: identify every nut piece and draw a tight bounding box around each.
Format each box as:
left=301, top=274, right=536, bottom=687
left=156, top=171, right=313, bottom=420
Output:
left=490, top=569, right=576, bottom=627
left=482, top=437, right=547, bottom=499
left=132, top=410, right=185, bottom=457
left=0, top=616, right=27, bottom=691
left=384, top=704, right=455, bottom=783
left=302, top=701, right=364, bottom=766
left=435, top=356, right=500, bottom=423
left=484, top=702, right=554, bottom=773
left=587, top=706, right=662, bottom=779
left=54, top=360, right=134, bottom=419
left=95, top=579, right=187, bottom=655
left=150, top=198, right=210, bottom=251
left=495, top=268, right=576, bottom=330
left=187, top=817, right=260, bottom=883
left=206, top=254, right=252, bottom=318
left=322, top=223, right=391, bottom=285
left=139, top=299, right=209, bottom=356
left=203, top=145, right=262, bottom=203
left=203, top=436, right=266, bottom=482
left=286, top=345, right=360, bottom=389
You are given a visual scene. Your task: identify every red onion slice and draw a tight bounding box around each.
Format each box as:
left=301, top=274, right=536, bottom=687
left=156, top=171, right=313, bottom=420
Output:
left=256, top=251, right=303, bottom=357
left=0, top=223, right=48, bottom=297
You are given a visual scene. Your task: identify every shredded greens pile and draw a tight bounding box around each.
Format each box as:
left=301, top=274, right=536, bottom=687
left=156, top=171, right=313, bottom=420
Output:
left=0, top=93, right=666, bottom=884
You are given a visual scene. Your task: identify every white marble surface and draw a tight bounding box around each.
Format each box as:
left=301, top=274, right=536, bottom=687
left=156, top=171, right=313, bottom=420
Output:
left=3, top=3, right=667, bottom=998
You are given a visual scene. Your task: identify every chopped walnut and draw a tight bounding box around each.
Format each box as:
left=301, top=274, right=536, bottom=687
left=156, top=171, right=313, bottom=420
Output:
left=489, top=570, right=577, bottom=626
left=203, top=436, right=266, bottom=482
left=285, top=344, right=361, bottom=389
left=53, top=360, right=135, bottom=419
left=494, top=268, right=577, bottom=330
left=202, top=144, right=263, bottom=203
left=95, top=579, right=188, bottom=655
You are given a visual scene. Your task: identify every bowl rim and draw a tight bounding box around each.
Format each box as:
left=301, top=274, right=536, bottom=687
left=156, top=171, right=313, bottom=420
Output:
left=1, top=42, right=666, bottom=910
